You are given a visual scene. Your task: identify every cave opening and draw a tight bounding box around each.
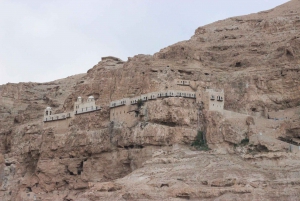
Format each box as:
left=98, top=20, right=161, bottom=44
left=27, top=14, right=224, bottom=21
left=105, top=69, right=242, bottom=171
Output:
left=235, top=62, right=242, bottom=67
left=286, top=49, right=293, bottom=57
left=26, top=187, right=32, bottom=192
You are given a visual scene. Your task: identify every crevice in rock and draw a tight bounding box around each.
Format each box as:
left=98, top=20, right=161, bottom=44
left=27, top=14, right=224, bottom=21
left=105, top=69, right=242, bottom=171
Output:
left=66, top=167, right=75, bottom=176
left=278, top=136, right=300, bottom=146
left=118, top=145, right=144, bottom=150
left=77, top=161, right=83, bottom=175
left=153, top=121, right=177, bottom=127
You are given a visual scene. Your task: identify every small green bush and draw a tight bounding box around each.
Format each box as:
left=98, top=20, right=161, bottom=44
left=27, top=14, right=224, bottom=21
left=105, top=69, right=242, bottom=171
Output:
left=137, top=99, right=144, bottom=108
left=192, top=131, right=210, bottom=151
left=240, top=138, right=249, bottom=146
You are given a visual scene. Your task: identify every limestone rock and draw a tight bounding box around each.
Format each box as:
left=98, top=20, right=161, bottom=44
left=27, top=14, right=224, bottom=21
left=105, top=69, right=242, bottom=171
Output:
left=1, top=1, right=300, bottom=200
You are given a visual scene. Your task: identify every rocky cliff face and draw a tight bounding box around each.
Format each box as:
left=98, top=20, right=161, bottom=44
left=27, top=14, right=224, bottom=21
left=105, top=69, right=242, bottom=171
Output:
left=1, top=1, right=300, bottom=200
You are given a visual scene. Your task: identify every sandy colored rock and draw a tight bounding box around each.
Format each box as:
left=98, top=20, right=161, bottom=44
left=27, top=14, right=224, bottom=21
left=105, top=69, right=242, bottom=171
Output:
left=1, top=1, right=300, bottom=200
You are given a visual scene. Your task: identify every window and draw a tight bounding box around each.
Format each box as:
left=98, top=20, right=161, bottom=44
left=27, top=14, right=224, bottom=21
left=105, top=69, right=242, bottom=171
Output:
left=46, top=111, right=48, bottom=115
left=50, top=111, right=52, bottom=115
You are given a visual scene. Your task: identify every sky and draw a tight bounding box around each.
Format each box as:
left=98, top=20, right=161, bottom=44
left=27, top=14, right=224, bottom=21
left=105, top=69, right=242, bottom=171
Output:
left=0, top=0, right=289, bottom=85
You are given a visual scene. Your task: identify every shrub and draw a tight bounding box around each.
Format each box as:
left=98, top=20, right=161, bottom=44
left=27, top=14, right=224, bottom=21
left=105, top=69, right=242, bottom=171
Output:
left=137, top=99, right=144, bottom=108
left=240, top=138, right=249, bottom=146
left=192, top=131, right=210, bottom=151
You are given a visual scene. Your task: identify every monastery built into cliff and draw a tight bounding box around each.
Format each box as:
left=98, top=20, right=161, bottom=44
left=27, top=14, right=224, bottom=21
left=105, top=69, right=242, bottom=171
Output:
left=43, top=96, right=100, bottom=122
left=43, top=80, right=225, bottom=126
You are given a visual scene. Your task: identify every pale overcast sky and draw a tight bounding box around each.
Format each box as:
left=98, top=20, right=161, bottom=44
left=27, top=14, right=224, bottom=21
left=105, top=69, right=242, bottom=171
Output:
left=0, top=0, right=289, bottom=85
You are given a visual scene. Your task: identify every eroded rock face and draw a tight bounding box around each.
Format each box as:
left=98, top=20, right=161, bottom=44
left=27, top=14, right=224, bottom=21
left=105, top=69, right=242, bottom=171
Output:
left=1, top=1, right=300, bottom=200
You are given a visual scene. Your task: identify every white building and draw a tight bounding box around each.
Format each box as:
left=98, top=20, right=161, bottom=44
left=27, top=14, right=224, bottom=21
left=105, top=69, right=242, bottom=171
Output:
left=206, top=89, right=224, bottom=111
left=43, top=107, right=71, bottom=122
left=74, top=96, right=100, bottom=114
